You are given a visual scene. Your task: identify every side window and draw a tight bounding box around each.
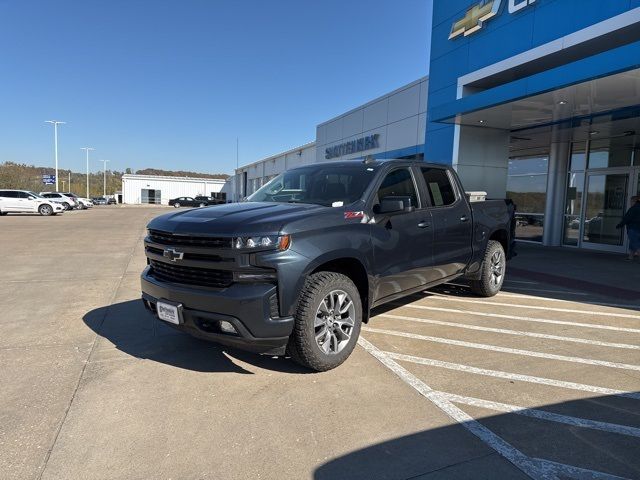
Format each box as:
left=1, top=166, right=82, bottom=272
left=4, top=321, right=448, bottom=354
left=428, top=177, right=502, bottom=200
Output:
left=0, top=191, right=15, bottom=198
left=421, top=168, right=457, bottom=207
left=376, top=168, right=418, bottom=208
left=17, top=192, right=30, bottom=199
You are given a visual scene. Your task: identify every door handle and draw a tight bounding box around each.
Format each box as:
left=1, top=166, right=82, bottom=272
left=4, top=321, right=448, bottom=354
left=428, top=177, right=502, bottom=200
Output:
left=460, top=215, right=469, bottom=222
left=418, top=221, right=431, bottom=228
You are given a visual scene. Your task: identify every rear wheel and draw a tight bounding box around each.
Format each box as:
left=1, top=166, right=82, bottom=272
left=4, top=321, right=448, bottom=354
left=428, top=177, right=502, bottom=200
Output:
left=470, top=240, right=506, bottom=297
left=199, top=203, right=206, bottom=207
left=174, top=202, right=180, bottom=208
left=287, top=272, right=362, bottom=372
left=39, top=204, right=54, bottom=216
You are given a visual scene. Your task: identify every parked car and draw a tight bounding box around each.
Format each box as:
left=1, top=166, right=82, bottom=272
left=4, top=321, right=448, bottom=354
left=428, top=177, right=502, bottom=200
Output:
left=39, top=192, right=79, bottom=210
left=92, top=197, right=107, bottom=205
left=141, top=159, right=516, bottom=371
left=0, top=190, right=64, bottom=216
left=107, top=197, right=117, bottom=205
left=62, top=193, right=93, bottom=209
left=168, top=196, right=212, bottom=208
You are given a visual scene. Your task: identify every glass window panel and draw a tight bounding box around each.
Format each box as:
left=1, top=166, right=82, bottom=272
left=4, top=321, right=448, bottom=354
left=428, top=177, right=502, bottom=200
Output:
left=583, top=173, right=628, bottom=245
left=588, top=138, right=633, bottom=169
left=507, top=155, right=548, bottom=242
left=562, top=172, right=584, bottom=246
left=569, top=142, right=586, bottom=171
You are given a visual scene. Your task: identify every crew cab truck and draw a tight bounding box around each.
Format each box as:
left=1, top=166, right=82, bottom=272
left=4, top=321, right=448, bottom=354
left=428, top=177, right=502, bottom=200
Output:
left=141, top=159, right=515, bottom=371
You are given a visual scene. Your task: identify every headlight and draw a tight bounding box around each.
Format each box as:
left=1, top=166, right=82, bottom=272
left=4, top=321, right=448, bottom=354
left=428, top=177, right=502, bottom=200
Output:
left=233, top=234, right=290, bottom=251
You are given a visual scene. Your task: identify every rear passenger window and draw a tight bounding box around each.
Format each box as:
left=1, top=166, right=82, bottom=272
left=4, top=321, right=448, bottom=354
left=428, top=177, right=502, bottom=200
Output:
left=376, top=168, right=418, bottom=208
left=421, top=168, right=457, bottom=207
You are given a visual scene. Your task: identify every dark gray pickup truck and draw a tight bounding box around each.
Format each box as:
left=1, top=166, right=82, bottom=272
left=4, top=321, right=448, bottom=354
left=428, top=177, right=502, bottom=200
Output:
left=141, top=159, right=515, bottom=371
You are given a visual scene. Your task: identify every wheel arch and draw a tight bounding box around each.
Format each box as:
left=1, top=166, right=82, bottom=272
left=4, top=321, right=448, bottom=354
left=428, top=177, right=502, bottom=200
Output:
left=308, top=256, right=371, bottom=323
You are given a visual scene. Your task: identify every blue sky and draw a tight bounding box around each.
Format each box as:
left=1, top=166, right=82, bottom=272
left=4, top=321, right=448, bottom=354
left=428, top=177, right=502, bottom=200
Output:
left=0, top=0, right=431, bottom=175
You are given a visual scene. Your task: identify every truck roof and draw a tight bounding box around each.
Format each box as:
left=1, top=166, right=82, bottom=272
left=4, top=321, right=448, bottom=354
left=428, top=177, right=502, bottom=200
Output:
left=297, top=159, right=450, bottom=170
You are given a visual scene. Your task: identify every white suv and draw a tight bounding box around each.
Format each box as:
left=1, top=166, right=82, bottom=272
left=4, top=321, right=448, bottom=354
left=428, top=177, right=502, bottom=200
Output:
left=0, top=190, right=64, bottom=216
left=39, top=192, right=79, bottom=210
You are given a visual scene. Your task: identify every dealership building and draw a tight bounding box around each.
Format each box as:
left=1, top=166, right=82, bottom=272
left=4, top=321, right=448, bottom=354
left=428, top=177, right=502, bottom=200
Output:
left=121, top=174, right=229, bottom=205
left=236, top=1, right=640, bottom=253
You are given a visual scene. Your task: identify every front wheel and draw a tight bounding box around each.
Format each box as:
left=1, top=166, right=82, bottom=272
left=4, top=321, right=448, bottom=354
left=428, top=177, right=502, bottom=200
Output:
left=470, top=240, right=506, bottom=297
left=62, top=202, right=70, bottom=210
left=287, top=272, right=362, bottom=372
left=39, top=204, right=54, bottom=216
left=199, top=203, right=206, bottom=207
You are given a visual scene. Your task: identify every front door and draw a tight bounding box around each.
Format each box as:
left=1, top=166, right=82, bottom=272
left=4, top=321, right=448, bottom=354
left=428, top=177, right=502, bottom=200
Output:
left=370, top=167, right=433, bottom=301
left=582, top=171, right=629, bottom=252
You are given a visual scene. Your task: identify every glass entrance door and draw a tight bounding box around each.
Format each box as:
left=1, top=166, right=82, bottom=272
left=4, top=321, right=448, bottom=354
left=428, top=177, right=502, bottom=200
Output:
left=582, top=172, right=629, bottom=251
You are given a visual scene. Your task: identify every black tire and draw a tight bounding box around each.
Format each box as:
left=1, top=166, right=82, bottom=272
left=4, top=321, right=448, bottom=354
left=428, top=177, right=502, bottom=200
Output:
left=287, top=272, right=362, bottom=372
left=39, top=204, right=54, bottom=216
left=470, top=240, right=506, bottom=297
left=199, top=203, right=206, bottom=207
left=0, top=211, right=7, bottom=216
left=174, top=202, right=180, bottom=208
left=62, top=202, right=70, bottom=210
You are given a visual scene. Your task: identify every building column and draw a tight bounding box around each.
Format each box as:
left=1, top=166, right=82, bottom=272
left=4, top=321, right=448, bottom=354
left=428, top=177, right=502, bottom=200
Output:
left=542, top=126, right=570, bottom=246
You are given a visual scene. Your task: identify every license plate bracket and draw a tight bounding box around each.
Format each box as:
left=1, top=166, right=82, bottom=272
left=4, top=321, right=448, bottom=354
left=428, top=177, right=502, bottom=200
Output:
left=156, top=299, right=183, bottom=325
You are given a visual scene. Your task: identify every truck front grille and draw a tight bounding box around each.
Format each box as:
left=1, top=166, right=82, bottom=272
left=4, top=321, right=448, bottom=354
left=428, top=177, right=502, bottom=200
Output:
left=148, top=230, right=232, bottom=249
left=149, top=260, right=233, bottom=289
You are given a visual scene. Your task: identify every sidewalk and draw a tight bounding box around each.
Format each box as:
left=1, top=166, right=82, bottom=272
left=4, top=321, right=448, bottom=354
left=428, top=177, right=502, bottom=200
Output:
left=508, top=242, right=640, bottom=301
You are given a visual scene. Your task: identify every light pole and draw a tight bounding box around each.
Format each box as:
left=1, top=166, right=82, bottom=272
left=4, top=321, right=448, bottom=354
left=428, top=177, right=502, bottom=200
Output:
left=99, top=159, right=110, bottom=196
left=81, top=147, right=95, bottom=198
left=45, top=120, right=65, bottom=191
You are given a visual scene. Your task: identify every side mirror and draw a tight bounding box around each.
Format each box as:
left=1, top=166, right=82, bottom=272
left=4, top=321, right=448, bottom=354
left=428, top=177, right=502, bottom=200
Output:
left=378, top=196, right=412, bottom=214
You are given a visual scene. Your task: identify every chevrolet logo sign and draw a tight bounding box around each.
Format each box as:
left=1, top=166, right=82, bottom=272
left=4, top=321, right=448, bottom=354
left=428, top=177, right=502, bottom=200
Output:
left=163, top=248, right=184, bottom=262
left=449, top=0, right=502, bottom=39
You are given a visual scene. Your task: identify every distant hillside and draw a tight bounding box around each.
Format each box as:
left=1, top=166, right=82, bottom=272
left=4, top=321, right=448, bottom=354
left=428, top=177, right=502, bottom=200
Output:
left=0, top=161, right=229, bottom=197
left=134, top=168, right=229, bottom=179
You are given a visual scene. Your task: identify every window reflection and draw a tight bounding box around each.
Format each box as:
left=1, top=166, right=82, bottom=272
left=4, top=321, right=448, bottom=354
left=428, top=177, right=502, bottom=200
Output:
left=507, top=155, right=549, bottom=242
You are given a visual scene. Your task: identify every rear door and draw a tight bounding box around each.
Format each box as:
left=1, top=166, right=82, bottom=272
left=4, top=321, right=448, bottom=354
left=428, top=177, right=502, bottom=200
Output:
left=420, top=167, right=473, bottom=281
left=370, top=167, right=434, bottom=302
left=0, top=191, right=18, bottom=211
left=1, top=191, right=20, bottom=211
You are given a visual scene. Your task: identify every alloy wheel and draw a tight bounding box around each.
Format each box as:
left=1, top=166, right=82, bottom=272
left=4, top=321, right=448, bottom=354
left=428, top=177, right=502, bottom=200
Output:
left=314, top=289, right=355, bottom=355
left=490, top=250, right=504, bottom=287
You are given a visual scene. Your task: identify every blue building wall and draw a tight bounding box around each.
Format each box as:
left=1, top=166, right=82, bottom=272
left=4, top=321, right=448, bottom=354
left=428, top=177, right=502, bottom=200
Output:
left=425, top=0, right=640, bottom=164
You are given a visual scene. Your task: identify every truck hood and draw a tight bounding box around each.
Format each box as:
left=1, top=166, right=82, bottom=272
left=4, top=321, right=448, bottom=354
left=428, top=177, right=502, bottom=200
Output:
left=147, top=201, right=334, bottom=236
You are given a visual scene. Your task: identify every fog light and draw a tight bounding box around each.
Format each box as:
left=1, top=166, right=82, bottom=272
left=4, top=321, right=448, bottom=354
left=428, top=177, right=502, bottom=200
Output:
left=219, top=320, right=237, bottom=334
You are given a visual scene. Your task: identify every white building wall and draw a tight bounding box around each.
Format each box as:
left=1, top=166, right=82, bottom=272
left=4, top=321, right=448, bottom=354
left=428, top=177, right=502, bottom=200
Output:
left=315, top=77, right=428, bottom=162
left=234, top=142, right=316, bottom=198
left=122, top=175, right=226, bottom=205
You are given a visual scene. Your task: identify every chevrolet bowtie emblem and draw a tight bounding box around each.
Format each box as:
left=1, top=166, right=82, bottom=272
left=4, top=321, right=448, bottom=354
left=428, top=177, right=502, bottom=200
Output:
left=449, top=0, right=502, bottom=39
left=163, top=248, right=184, bottom=262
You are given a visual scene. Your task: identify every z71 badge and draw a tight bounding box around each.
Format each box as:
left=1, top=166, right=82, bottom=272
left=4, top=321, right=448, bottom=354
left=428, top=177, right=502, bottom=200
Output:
left=344, top=211, right=365, bottom=219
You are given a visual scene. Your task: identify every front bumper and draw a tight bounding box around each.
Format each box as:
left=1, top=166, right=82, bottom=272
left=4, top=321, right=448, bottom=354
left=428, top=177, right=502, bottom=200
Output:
left=140, top=267, right=294, bottom=355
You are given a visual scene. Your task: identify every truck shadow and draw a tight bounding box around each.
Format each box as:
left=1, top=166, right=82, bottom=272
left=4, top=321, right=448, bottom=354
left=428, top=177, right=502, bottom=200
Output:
left=312, top=393, right=640, bottom=480
left=82, top=299, right=310, bottom=375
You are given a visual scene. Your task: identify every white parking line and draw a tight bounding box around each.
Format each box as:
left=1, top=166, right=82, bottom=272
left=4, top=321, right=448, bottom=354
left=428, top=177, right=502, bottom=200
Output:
left=497, top=292, right=640, bottom=311
left=377, top=313, right=640, bottom=350
left=423, top=296, right=640, bottom=320
left=440, top=392, right=640, bottom=438
left=363, top=327, right=640, bottom=372
left=390, top=304, right=640, bottom=334
left=532, top=458, right=631, bottom=480
left=383, top=351, right=640, bottom=400
left=502, top=286, right=590, bottom=296
left=357, top=337, right=557, bottom=480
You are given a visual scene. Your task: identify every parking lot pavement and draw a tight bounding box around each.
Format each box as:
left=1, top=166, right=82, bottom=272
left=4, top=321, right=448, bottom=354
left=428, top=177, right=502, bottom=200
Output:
left=1, top=207, right=639, bottom=480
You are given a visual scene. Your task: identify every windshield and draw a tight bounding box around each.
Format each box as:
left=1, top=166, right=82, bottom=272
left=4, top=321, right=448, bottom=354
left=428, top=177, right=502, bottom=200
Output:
left=247, top=164, right=377, bottom=207
left=27, top=191, right=44, bottom=199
